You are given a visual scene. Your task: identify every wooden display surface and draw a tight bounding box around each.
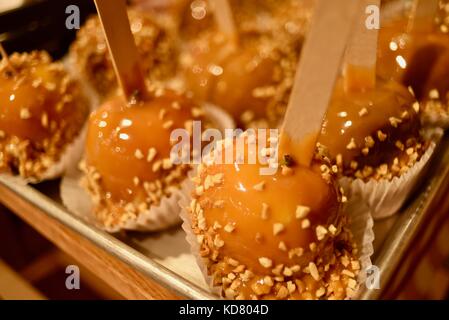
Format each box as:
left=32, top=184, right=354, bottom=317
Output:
left=0, top=182, right=181, bottom=300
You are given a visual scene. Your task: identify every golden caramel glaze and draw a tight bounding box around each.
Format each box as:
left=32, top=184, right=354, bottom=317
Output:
left=0, top=51, right=89, bottom=179
left=318, top=78, right=425, bottom=181
left=83, top=88, right=203, bottom=229
left=377, top=18, right=449, bottom=101
left=70, top=9, right=177, bottom=99
left=188, top=134, right=360, bottom=300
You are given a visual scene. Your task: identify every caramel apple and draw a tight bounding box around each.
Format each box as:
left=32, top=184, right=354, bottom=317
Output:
left=318, top=78, right=425, bottom=181
left=70, top=9, right=176, bottom=99
left=0, top=51, right=89, bottom=180
left=182, top=32, right=279, bottom=127
left=188, top=133, right=359, bottom=300
left=82, top=87, right=204, bottom=229
left=181, top=0, right=309, bottom=129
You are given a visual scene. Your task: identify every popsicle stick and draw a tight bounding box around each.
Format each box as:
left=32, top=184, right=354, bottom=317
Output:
left=0, top=43, right=17, bottom=75
left=343, top=0, right=381, bottom=92
left=408, top=0, right=440, bottom=33
left=210, top=0, right=238, bottom=43
left=280, top=0, right=359, bottom=167
left=94, top=0, right=147, bottom=100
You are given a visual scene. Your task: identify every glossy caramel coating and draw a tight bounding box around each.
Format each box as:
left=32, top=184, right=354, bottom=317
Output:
left=318, top=79, right=424, bottom=180
left=82, top=89, right=202, bottom=229
left=377, top=18, right=449, bottom=101
left=188, top=134, right=359, bottom=300
left=0, top=51, right=89, bottom=179
left=70, top=9, right=176, bottom=99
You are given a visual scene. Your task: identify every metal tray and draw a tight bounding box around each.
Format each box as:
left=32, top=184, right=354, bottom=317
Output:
left=1, top=134, right=449, bottom=299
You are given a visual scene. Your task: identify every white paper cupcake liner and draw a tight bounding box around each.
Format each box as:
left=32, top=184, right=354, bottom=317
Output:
left=179, top=168, right=374, bottom=300
left=60, top=104, right=235, bottom=232
left=179, top=168, right=223, bottom=298
left=344, top=200, right=375, bottom=299
left=339, top=142, right=436, bottom=220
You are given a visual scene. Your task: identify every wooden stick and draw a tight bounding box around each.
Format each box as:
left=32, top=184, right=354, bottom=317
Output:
left=343, top=0, right=381, bottom=92
left=210, top=0, right=238, bottom=43
left=280, top=0, right=359, bottom=167
left=0, top=43, right=17, bottom=75
left=408, top=0, right=440, bottom=33
left=94, top=0, right=147, bottom=101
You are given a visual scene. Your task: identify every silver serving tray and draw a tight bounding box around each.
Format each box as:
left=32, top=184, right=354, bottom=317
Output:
left=1, top=135, right=449, bottom=300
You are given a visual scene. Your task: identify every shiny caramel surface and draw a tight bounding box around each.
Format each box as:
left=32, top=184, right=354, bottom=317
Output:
left=85, top=90, right=198, bottom=202
left=199, top=157, right=339, bottom=274
left=0, top=61, right=84, bottom=142
left=319, top=79, right=420, bottom=169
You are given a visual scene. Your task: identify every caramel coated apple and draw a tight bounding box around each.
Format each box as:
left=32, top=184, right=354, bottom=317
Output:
left=183, top=32, right=277, bottom=127
left=188, top=133, right=359, bottom=300
left=70, top=9, right=176, bottom=99
left=0, top=51, right=89, bottom=179
left=82, top=88, right=203, bottom=229
left=318, top=78, right=424, bottom=181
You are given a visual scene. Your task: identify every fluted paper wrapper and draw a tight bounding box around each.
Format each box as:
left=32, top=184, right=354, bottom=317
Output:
left=339, top=142, right=436, bottom=220
left=61, top=104, right=235, bottom=232
left=179, top=171, right=375, bottom=300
